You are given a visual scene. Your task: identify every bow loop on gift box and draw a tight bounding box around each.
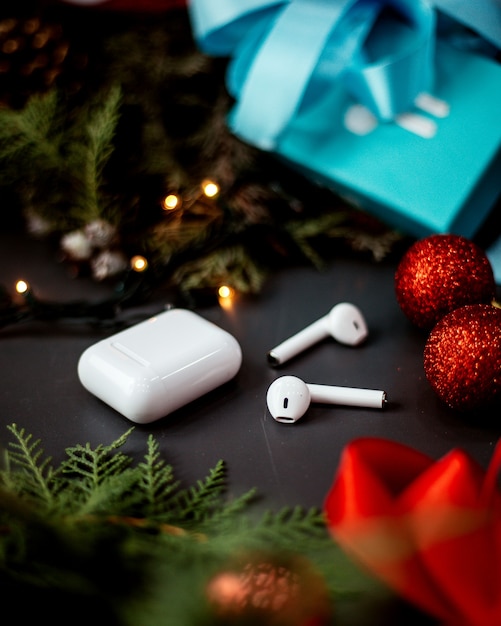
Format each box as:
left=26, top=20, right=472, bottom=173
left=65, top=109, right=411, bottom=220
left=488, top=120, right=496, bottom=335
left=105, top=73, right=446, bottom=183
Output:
left=189, top=0, right=283, bottom=55
left=188, top=0, right=435, bottom=149
left=324, top=438, right=501, bottom=626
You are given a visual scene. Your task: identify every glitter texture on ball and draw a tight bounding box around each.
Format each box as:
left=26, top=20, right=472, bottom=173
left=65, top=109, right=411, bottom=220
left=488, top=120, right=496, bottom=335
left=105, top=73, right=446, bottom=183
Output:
left=424, top=304, right=501, bottom=411
left=395, top=234, right=495, bottom=329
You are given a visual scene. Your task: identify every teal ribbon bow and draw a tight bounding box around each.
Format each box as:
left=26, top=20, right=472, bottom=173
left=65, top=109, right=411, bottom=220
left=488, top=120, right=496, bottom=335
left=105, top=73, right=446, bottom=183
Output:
left=433, top=0, right=501, bottom=49
left=189, top=0, right=436, bottom=150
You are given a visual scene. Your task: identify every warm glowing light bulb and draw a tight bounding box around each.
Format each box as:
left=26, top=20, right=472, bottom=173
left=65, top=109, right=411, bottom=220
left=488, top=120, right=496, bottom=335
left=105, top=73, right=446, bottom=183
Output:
left=15, top=280, right=29, bottom=294
left=163, top=194, right=181, bottom=210
left=218, top=285, right=234, bottom=300
left=130, top=255, right=148, bottom=272
left=202, top=180, right=219, bottom=198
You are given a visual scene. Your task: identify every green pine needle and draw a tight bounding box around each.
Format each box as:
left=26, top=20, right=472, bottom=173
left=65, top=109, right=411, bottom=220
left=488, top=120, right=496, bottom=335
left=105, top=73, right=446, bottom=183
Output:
left=0, top=424, right=387, bottom=625
left=170, top=244, right=269, bottom=295
left=57, top=430, right=138, bottom=516
left=169, top=459, right=229, bottom=524
left=3, top=424, right=56, bottom=510
left=0, top=90, right=62, bottom=179
left=135, top=434, right=180, bottom=517
left=0, top=87, right=122, bottom=230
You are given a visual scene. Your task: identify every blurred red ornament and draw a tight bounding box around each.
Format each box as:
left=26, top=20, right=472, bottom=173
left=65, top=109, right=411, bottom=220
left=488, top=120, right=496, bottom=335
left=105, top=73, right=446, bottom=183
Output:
left=394, top=234, right=495, bottom=329
left=324, top=437, right=501, bottom=626
left=424, top=303, right=501, bottom=411
left=206, top=552, right=332, bottom=626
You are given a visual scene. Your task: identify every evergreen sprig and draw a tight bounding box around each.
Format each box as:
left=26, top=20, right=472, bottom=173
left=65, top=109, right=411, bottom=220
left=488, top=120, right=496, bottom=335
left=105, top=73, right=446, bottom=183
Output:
left=0, top=86, right=121, bottom=231
left=0, top=6, right=401, bottom=305
left=57, top=428, right=138, bottom=516
left=0, top=424, right=385, bottom=625
left=135, top=433, right=180, bottom=517
left=0, top=89, right=60, bottom=175
left=2, top=425, right=57, bottom=510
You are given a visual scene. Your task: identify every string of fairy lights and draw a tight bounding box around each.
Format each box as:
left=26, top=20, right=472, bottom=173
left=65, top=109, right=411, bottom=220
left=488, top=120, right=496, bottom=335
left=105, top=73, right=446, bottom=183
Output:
left=155, top=179, right=235, bottom=304
left=162, top=179, right=220, bottom=211
left=0, top=178, right=238, bottom=331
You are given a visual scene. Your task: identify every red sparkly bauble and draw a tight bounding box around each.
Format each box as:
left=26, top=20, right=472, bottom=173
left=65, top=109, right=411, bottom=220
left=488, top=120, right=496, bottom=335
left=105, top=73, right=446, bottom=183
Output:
left=395, top=234, right=495, bottom=329
left=424, top=304, right=501, bottom=411
left=206, top=552, right=332, bottom=626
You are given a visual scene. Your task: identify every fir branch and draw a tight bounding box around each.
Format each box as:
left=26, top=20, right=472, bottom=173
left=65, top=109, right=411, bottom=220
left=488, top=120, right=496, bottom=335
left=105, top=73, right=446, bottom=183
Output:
left=166, top=458, right=229, bottom=526
left=344, top=228, right=404, bottom=261
left=257, top=506, right=328, bottom=547
left=148, top=199, right=225, bottom=260
left=60, top=427, right=133, bottom=485
left=0, top=6, right=400, bottom=301
left=86, top=86, right=121, bottom=181
left=170, top=244, right=268, bottom=295
left=134, top=434, right=180, bottom=518
left=0, top=90, right=63, bottom=186
left=0, top=424, right=384, bottom=625
left=63, top=84, right=122, bottom=223
left=2, top=424, right=56, bottom=510
left=56, top=427, right=138, bottom=515
left=0, top=86, right=122, bottom=231
left=205, top=487, right=259, bottom=527
left=285, top=211, right=351, bottom=267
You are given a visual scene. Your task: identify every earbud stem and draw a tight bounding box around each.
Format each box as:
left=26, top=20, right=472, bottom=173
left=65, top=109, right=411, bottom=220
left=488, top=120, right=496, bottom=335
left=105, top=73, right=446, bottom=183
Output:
left=267, top=318, right=328, bottom=366
left=307, top=384, right=386, bottom=409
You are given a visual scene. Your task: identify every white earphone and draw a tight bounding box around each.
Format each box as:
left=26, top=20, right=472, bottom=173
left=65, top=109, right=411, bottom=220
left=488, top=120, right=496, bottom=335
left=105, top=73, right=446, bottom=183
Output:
left=266, top=375, right=387, bottom=423
left=267, top=302, right=368, bottom=366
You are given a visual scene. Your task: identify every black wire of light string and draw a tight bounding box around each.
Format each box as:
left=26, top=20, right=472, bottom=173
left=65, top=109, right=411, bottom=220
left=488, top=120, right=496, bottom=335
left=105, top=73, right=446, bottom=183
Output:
left=0, top=267, right=159, bottom=332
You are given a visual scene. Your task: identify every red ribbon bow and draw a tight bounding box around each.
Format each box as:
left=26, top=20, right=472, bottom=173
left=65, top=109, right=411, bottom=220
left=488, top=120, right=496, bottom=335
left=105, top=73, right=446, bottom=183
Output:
left=324, top=438, right=501, bottom=626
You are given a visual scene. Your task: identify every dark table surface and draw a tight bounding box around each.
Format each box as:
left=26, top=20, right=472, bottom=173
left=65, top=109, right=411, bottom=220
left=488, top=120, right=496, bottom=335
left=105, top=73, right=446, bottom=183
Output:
left=1, top=223, right=500, bottom=624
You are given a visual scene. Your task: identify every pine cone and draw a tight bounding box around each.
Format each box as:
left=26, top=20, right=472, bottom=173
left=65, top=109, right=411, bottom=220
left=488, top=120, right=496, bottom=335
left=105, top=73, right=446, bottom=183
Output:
left=0, top=10, right=89, bottom=108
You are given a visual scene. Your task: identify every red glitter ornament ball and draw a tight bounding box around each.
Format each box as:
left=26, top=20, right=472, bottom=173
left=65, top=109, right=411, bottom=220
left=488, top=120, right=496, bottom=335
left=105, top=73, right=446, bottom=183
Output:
left=206, top=552, right=332, bottom=626
left=395, top=234, right=495, bottom=329
left=424, top=304, right=501, bottom=411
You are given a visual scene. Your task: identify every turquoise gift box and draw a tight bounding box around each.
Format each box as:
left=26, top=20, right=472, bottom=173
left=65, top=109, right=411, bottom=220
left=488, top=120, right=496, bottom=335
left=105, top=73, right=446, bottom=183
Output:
left=277, top=43, right=501, bottom=239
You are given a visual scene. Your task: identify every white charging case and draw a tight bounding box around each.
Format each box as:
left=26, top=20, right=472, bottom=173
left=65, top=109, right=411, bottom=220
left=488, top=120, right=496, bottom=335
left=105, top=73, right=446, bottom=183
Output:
left=78, top=308, right=242, bottom=424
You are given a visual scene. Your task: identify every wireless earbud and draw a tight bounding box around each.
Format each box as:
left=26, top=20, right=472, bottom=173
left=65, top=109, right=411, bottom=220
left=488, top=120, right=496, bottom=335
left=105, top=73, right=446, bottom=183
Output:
left=266, top=375, right=386, bottom=424
left=267, top=302, right=368, bottom=366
